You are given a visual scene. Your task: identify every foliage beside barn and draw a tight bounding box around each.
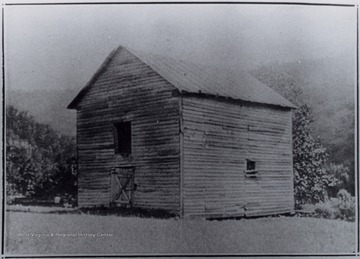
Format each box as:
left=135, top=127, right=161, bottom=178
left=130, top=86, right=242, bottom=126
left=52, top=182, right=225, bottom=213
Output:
left=6, top=105, right=77, bottom=204
left=313, top=189, right=355, bottom=222
left=252, top=67, right=353, bottom=209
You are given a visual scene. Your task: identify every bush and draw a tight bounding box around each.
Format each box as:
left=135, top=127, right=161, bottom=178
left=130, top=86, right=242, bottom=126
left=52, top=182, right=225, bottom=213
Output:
left=6, top=105, right=77, bottom=200
left=326, top=163, right=350, bottom=197
left=333, top=189, right=355, bottom=221
left=314, top=189, right=355, bottom=222
left=313, top=202, right=337, bottom=220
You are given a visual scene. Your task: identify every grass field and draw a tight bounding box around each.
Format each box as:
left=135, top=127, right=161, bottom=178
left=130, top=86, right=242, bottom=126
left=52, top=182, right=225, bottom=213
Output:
left=5, top=211, right=356, bottom=255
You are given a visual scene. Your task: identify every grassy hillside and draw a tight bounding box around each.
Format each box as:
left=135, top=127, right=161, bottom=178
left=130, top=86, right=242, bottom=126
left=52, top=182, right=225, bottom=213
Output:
left=6, top=211, right=355, bottom=254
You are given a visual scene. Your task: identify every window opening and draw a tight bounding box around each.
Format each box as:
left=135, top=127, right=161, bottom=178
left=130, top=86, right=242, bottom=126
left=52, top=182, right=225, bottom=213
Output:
left=114, top=122, right=132, bottom=155
left=245, top=159, right=257, bottom=178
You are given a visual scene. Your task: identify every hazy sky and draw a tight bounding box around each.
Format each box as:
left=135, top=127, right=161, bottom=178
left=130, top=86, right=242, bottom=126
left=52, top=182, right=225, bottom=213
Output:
left=5, top=4, right=356, bottom=93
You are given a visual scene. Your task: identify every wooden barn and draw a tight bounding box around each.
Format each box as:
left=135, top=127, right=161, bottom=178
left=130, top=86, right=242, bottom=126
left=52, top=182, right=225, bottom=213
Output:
left=68, top=45, right=296, bottom=218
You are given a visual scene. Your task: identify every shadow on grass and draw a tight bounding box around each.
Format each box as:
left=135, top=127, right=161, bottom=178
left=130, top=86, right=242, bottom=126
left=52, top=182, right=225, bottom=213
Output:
left=9, top=204, right=300, bottom=221
left=49, top=206, right=177, bottom=219
left=207, top=212, right=296, bottom=221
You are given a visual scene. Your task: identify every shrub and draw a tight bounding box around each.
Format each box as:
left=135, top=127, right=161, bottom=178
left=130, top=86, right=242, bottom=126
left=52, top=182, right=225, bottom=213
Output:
left=314, top=189, right=355, bottom=222
left=333, top=189, right=355, bottom=221
left=314, top=202, right=337, bottom=220
left=6, top=105, right=77, bottom=200
left=326, top=163, right=350, bottom=197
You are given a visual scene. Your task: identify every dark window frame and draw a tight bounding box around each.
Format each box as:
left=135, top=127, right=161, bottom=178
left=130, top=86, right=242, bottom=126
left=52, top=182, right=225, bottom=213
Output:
left=114, top=121, right=132, bottom=156
left=246, top=159, right=256, bottom=171
left=245, top=159, right=258, bottom=178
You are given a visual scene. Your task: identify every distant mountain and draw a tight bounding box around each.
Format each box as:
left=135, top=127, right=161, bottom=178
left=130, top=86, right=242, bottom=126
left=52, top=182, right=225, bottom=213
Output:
left=6, top=88, right=79, bottom=136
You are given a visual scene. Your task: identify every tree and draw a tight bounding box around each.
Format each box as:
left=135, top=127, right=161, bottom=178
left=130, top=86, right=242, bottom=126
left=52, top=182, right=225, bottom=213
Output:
left=252, top=68, right=343, bottom=208
left=292, top=105, right=339, bottom=208
left=6, top=105, right=77, bottom=202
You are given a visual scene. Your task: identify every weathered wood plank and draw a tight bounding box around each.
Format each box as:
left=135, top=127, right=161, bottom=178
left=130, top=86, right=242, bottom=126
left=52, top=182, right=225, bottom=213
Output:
left=182, top=96, right=294, bottom=218
left=75, top=48, right=181, bottom=213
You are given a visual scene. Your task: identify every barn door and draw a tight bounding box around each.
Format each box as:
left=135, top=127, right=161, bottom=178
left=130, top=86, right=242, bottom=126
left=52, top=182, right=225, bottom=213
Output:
left=244, top=159, right=262, bottom=216
left=111, top=167, right=135, bottom=206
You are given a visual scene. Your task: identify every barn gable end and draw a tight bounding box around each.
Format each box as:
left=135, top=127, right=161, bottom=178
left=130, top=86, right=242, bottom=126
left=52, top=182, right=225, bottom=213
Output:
left=71, top=47, right=182, bottom=212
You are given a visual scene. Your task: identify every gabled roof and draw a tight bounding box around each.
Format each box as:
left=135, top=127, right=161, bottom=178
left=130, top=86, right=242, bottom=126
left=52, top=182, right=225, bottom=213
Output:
left=68, top=45, right=296, bottom=109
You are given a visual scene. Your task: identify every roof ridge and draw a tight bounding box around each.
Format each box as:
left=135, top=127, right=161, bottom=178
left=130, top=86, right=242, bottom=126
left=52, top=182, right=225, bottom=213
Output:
left=67, top=46, right=123, bottom=109
left=68, top=45, right=296, bottom=109
left=125, top=47, right=295, bottom=108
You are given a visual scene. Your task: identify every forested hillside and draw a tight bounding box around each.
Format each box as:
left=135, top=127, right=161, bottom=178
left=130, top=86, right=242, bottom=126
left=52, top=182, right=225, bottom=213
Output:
left=251, top=55, right=355, bottom=195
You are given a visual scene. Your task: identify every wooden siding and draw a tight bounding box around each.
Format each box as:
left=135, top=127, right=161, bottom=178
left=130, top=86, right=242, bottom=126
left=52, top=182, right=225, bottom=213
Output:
left=76, top=48, right=181, bottom=213
left=181, top=96, right=294, bottom=218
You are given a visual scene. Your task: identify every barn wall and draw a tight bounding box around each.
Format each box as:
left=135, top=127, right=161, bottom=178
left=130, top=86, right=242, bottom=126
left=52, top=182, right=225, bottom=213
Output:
left=181, top=96, right=294, bottom=218
left=76, top=48, right=181, bottom=213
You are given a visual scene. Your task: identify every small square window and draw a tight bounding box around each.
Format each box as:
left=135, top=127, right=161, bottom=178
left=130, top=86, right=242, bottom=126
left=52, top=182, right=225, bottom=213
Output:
left=245, top=159, right=257, bottom=178
left=246, top=159, right=256, bottom=171
left=114, top=122, right=131, bottom=155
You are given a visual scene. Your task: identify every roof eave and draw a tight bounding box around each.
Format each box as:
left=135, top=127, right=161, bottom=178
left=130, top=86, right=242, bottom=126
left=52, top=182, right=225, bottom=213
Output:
left=179, top=90, right=297, bottom=110
left=67, top=46, right=124, bottom=110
